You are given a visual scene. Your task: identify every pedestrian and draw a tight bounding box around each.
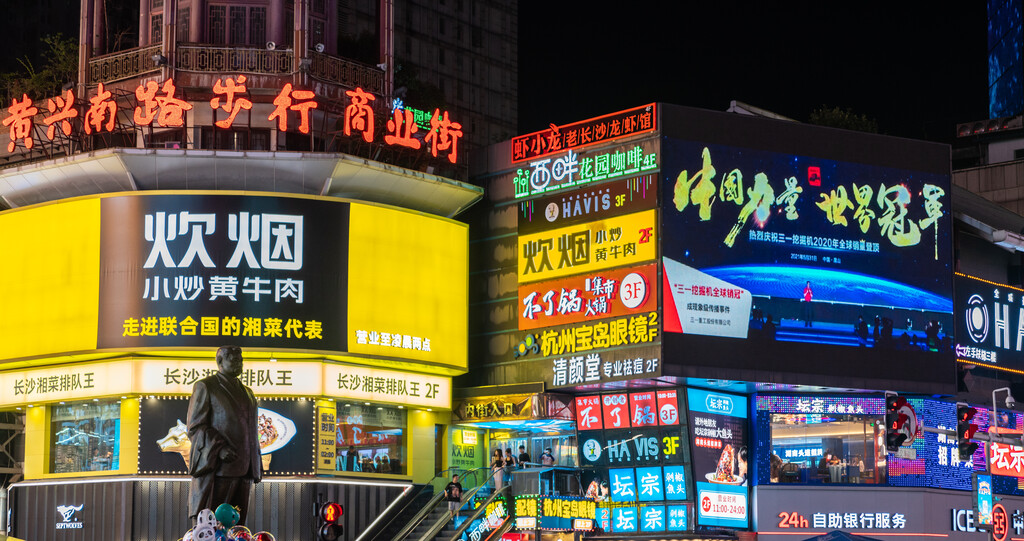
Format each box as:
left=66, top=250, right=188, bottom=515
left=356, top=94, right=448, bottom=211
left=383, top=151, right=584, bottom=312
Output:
left=443, top=474, right=463, bottom=519
left=518, top=445, right=531, bottom=467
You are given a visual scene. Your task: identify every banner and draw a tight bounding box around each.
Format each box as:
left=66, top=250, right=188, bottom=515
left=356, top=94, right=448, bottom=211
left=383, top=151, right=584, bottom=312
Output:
left=519, top=264, right=657, bottom=330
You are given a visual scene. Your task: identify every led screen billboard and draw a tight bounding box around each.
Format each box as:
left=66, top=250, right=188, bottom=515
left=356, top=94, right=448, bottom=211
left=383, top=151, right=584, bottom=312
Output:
left=659, top=105, right=954, bottom=392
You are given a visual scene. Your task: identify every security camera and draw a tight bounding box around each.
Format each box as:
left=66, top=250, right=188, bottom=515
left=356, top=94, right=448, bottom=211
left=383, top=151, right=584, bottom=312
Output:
left=1007, top=395, right=1017, bottom=409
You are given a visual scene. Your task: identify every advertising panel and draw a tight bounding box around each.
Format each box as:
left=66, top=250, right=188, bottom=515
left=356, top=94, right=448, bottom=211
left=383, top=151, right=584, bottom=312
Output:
left=628, top=391, right=658, bottom=427
left=454, top=394, right=535, bottom=422
left=575, top=396, right=602, bottom=431
left=512, top=104, right=657, bottom=164
left=663, top=138, right=953, bottom=344
left=518, top=175, right=658, bottom=235
left=512, top=139, right=659, bottom=201
left=139, top=397, right=315, bottom=475
left=519, top=264, right=657, bottom=330
left=955, top=273, right=1024, bottom=373
left=687, top=388, right=749, bottom=528
left=518, top=209, right=657, bottom=283
left=513, top=495, right=596, bottom=531
left=0, top=193, right=468, bottom=369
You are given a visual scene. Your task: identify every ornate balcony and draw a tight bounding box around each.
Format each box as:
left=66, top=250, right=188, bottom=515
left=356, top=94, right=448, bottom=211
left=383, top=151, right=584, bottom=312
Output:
left=309, top=51, right=383, bottom=95
left=87, top=45, right=163, bottom=84
left=176, top=44, right=293, bottom=75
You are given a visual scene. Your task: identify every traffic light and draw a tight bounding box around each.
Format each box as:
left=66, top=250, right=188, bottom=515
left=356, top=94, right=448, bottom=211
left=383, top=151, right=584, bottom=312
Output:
left=318, top=502, right=344, bottom=541
left=957, top=403, right=980, bottom=462
left=885, top=394, right=909, bottom=452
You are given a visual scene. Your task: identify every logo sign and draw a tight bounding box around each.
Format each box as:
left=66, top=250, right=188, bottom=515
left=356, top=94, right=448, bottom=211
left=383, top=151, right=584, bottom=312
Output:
left=56, top=504, right=84, bottom=529
left=518, top=209, right=657, bottom=283
left=705, top=393, right=734, bottom=415
left=993, top=503, right=1009, bottom=541
left=603, top=394, right=629, bottom=429
left=519, top=176, right=658, bottom=234
left=511, top=103, right=656, bottom=163
left=519, top=264, right=657, bottom=330
left=629, top=392, right=658, bottom=427
left=582, top=439, right=603, bottom=462
left=954, top=273, right=1024, bottom=371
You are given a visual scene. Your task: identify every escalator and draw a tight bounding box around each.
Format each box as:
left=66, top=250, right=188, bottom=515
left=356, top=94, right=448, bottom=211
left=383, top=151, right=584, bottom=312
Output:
left=368, top=465, right=494, bottom=541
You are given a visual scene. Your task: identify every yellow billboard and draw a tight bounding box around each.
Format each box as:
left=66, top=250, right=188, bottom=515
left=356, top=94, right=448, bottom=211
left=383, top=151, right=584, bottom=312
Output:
left=0, top=193, right=468, bottom=373
left=517, top=209, right=657, bottom=283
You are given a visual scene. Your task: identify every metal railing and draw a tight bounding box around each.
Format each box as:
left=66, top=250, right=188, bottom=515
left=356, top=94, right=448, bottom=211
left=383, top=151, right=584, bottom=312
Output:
left=88, top=45, right=163, bottom=84
left=309, top=51, right=383, bottom=94
left=385, top=466, right=492, bottom=541
left=445, top=485, right=510, bottom=541
left=176, top=45, right=293, bottom=75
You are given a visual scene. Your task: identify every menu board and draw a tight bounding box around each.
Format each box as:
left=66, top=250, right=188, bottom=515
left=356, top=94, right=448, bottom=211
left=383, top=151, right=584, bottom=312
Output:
left=687, top=388, right=749, bottom=528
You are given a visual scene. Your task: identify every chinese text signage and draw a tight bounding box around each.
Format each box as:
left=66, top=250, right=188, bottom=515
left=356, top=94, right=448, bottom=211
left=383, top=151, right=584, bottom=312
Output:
left=519, top=264, right=656, bottom=330
left=513, top=142, right=659, bottom=200
left=512, top=103, right=656, bottom=163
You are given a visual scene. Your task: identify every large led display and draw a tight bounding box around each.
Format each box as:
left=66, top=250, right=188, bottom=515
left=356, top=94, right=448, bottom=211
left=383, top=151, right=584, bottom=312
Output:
left=659, top=105, right=955, bottom=392
left=0, top=193, right=468, bottom=371
left=954, top=272, right=1024, bottom=374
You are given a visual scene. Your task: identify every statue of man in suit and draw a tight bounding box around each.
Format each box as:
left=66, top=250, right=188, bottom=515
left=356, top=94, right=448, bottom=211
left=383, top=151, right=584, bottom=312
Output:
left=187, top=346, right=261, bottom=525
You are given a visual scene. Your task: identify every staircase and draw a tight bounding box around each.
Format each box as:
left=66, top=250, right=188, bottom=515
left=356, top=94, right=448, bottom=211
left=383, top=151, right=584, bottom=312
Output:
left=406, top=506, right=459, bottom=541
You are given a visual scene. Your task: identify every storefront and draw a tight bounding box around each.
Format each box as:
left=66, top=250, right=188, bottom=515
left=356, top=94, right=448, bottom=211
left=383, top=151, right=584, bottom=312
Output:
left=0, top=191, right=471, bottom=540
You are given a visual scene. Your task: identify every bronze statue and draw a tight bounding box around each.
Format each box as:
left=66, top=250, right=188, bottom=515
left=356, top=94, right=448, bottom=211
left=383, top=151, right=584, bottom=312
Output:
left=187, top=346, right=261, bottom=525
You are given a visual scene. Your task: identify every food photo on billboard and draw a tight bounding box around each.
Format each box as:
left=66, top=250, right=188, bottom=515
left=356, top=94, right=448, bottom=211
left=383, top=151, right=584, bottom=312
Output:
left=687, top=388, right=749, bottom=528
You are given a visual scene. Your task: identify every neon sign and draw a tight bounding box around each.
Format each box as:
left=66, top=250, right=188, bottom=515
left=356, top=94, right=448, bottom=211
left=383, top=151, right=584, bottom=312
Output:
left=2, top=79, right=463, bottom=164
left=512, top=103, right=657, bottom=163
left=514, top=145, right=659, bottom=199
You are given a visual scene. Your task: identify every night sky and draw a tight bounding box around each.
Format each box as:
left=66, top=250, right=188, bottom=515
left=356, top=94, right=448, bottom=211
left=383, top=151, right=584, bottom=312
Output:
left=518, top=2, right=990, bottom=143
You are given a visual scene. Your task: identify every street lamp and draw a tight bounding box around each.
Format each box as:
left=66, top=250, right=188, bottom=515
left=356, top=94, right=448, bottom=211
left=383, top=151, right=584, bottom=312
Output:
left=992, top=387, right=1017, bottom=431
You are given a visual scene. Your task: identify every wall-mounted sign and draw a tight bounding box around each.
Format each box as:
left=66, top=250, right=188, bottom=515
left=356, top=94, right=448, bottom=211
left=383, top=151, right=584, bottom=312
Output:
left=317, top=405, right=338, bottom=471
left=519, top=264, right=657, bottom=330
left=754, top=395, right=885, bottom=415
left=547, top=345, right=661, bottom=389
left=578, top=431, right=684, bottom=467
left=687, top=388, right=748, bottom=529
left=514, top=495, right=597, bottom=531
left=0, top=193, right=468, bottom=370
left=3, top=80, right=464, bottom=164
left=511, top=104, right=656, bottom=164
left=453, top=394, right=535, bottom=422
left=513, top=140, right=660, bottom=200
left=955, top=273, right=1024, bottom=373
left=0, top=359, right=451, bottom=409
left=518, top=175, right=658, bottom=235
left=55, top=504, right=84, bottom=529
left=518, top=209, right=657, bottom=283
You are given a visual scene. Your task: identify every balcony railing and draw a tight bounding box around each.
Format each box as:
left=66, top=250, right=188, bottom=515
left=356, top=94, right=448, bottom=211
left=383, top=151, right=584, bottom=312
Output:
left=176, top=45, right=293, bottom=75
left=88, top=45, right=163, bottom=84
left=309, top=51, right=383, bottom=95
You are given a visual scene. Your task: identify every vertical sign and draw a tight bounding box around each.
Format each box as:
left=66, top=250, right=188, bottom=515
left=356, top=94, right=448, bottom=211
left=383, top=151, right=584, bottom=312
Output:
left=317, top=404, right=337, bottom=472
left=687, top=388, right=749, bottom=529
left=603, top=393, right=630, bottom=429
left=629, top=391, right=658, bottom=427
left=576, top=396, right=603, bottom=431
left=657, top=389, right=679, bottom=426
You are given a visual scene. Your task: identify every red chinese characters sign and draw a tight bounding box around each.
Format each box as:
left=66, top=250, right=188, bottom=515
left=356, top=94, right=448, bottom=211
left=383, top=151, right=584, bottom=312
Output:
left=989, top=441, right=1024, bottom=477
left=602, top=393, right=629, bottom=429
left=511, top=103, right=656, bottom=164
left=519, top=263, right=657, bottom=330
left=628, top=391, right=657, bottom=427
left=575, top=395, right=602, bottom=430
left=2, top=78, right=463, bottom=165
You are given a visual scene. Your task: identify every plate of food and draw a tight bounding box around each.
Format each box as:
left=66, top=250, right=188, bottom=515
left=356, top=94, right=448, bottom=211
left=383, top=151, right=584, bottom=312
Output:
left=257, top=408, right=296, bottom=454
left=706, top=443, right=744, bottom=485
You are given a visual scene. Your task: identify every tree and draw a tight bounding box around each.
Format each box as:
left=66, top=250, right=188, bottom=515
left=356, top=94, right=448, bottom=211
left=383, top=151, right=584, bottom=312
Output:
left=808, top=105, right=879, bottom=134
left=0, top=34, right=77, bottom=105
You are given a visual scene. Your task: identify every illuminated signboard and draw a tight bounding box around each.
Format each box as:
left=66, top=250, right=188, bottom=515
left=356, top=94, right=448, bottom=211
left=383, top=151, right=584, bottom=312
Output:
left=519, top=263, right=657, bottom=330
left=578, top=392, right=685, bottom=468
left=0, top=359, right=451, bottom=408
left=3, top=80, right=464, bottom=164
left=519, top=175, right=657, bottom=235
left=513, top=140, right=659, bottom=200
left=518, top=209, right=657, bottom=283
left=687, top=388, right=749, bottom=528
left=317, top=405, right=338, bottom=471
left=453, top=394, right=536, bottom=422
left=0, top=193, right=468, bottom=369
left=511, top=104, right=656, bottom=163
left=511, top=325, right=661, bottom=389
left=514, top=495, right=596, bottom=531
left=955, top=273, right=1024, bottom=373
left=662, top=138, right=953, bottom=348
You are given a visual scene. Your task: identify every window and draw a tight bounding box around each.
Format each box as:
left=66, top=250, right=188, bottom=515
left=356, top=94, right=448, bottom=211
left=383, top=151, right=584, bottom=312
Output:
left=151, top=14, right=163, bottom=44
left=770, top=412, right=886, bottom=485
left=50, top=400, right=120, bottom=474
left=177, top=7, right=190, bottom=42
left=249, top=7, right=267, bottom=47
left=208, top=6, right=226, bottom=44
left=229, top=6, right=246, bottom=45
left=334, top=404, right=407, bottom=475
left=152, top=0, right=163, bottom=8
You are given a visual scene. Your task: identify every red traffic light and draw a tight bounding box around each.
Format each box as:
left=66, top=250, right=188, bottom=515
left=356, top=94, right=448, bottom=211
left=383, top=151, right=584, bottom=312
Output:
left=963, top=424, right=979, bottom=440
left=320, top=502, right=344, bottom=524
left=887, top=396, right=907, bottom=411
left=958, top=406, right=978, bottom=422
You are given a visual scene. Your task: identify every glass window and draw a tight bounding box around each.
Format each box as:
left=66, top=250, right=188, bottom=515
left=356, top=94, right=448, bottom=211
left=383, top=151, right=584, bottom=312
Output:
left=50, top=400, right=120, bottom=473
left=208, top=6, right=226, bottom=44
left=334, top=403, right=406, bottom=475
left=769, top=413, right=886, bottom=485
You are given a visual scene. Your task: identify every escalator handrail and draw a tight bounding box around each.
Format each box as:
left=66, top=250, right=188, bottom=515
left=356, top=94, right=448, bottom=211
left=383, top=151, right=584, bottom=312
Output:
left=445, top=484, right=510, bottom=541
left=388, top=465, right=491, bottom=541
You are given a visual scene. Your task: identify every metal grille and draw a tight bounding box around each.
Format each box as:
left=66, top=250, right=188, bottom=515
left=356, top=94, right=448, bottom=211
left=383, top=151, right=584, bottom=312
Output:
left=177, top=45, right=293, bottom=75
left=309, top=51, right=383, bottom=94
left=229, top=6, right=246, bottom=45
left=249, top=7, right=267, bottom=47
left=208, top=5, right=226, bottom=44
left=151, top=14, right=163, bottom=44
left=177, top=7, right=190, bottom=42
left=87, top=44, right=163, bottom=84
